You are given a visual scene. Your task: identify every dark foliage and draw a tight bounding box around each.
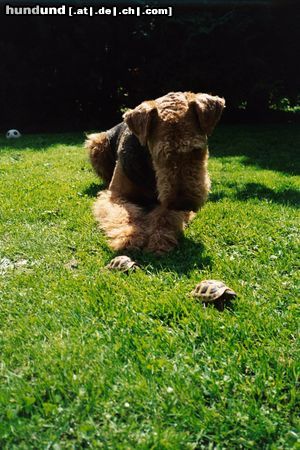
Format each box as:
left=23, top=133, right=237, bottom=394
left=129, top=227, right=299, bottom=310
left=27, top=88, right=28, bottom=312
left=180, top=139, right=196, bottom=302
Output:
left=0, top=3, right=299, bottom=132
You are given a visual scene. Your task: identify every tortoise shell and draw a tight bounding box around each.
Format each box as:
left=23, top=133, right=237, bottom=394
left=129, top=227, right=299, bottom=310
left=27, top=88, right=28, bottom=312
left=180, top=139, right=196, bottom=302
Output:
left=106, top=255, right=139, bottom=272
left=191, top=279, right=236, bottom=303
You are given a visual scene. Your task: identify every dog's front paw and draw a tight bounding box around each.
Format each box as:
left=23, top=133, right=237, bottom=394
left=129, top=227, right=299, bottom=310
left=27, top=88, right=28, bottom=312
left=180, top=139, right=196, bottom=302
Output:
left=109, top=228, right=148, bottom=251
left=145, top=232, right=178, bottom=255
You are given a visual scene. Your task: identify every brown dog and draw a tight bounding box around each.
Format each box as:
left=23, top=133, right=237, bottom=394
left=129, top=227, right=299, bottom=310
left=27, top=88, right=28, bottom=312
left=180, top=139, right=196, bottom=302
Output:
left=85, top=91, right=225, bottom=254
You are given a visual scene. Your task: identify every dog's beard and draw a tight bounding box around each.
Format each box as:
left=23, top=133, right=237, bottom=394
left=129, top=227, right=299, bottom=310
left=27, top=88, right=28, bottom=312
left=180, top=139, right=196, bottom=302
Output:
left=152, top=148, right=209, bottom=212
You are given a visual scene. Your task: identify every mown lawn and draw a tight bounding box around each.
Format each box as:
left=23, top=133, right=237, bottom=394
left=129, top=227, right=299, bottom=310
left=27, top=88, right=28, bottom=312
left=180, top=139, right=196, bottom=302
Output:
left=0, top=125, right=299, bottom=449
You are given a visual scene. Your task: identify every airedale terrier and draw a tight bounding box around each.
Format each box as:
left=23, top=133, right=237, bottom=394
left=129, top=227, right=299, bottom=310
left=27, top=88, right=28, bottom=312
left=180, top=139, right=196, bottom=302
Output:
left=85, top=91, right=225, bottom=254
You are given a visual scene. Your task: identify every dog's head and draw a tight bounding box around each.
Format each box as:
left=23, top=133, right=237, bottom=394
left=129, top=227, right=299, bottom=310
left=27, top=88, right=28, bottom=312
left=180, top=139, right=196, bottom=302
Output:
left=123, top=91, right=225, bottom=211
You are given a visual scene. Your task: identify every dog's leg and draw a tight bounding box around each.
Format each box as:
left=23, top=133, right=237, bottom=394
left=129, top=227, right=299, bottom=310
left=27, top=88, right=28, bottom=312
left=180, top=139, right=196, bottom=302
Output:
left=93, top=162, right=148, bottom=251
left=145, top=205, right=186, bottom=254
left=85, top=132, right=116, bottom=185
left=93, top=191, right=147, bottom=251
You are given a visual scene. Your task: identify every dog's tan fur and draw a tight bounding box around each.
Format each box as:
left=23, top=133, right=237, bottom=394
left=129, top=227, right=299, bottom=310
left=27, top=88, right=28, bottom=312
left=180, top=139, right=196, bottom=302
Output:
left=85, top=91, right=225, bottom=254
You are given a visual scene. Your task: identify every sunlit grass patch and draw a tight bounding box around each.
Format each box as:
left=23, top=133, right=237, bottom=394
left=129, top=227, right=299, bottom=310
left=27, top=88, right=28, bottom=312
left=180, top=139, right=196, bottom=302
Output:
left=0, top=126, right=299, bottom=449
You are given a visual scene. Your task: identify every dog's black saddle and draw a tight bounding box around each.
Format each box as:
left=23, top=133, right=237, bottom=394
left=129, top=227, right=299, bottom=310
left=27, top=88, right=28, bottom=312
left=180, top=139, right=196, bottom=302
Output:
left=107, top=122, right=156, bottom=191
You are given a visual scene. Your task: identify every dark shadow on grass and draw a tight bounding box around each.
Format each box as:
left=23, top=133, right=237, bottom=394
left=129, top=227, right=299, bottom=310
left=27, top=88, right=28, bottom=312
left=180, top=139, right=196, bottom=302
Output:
left=209, top=192, right=226, bottom=203
left=209, top=182, right=299, bottom=208
left=0, top=132, right=84, bottom=152
left=83, top=182, right=106, bottom=197
left=210, top=124, right=300, bottom=175
left=236, top=183, right=300, bottom=206
left=115, top=237, right=212, bottom=276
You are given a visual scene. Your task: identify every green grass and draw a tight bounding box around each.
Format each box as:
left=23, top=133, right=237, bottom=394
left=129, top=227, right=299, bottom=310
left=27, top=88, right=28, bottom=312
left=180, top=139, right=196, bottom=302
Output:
left=0, top=125, right=299, bottom=449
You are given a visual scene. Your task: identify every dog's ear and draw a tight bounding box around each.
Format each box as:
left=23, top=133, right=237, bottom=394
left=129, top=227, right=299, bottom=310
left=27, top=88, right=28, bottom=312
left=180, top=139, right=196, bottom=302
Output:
left=190, top=94, right=225, bottom=136
left=123, top=101, right=157, bottom=146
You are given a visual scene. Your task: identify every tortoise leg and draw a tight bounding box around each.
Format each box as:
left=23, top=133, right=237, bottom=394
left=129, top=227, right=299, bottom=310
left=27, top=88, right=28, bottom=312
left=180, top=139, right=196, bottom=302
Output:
left=214, top=298, right=225, bottom=311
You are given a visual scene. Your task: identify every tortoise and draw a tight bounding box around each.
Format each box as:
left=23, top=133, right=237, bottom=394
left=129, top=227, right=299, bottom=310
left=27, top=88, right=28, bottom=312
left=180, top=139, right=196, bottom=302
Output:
left=106, top=255, right=139, bottom=273
left=191, top=279, right=237, bottom=311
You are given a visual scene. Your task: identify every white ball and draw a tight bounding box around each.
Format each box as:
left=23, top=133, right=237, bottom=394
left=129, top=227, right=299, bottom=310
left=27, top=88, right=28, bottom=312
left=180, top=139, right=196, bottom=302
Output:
left=6, top=129, right=21, bottom=139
